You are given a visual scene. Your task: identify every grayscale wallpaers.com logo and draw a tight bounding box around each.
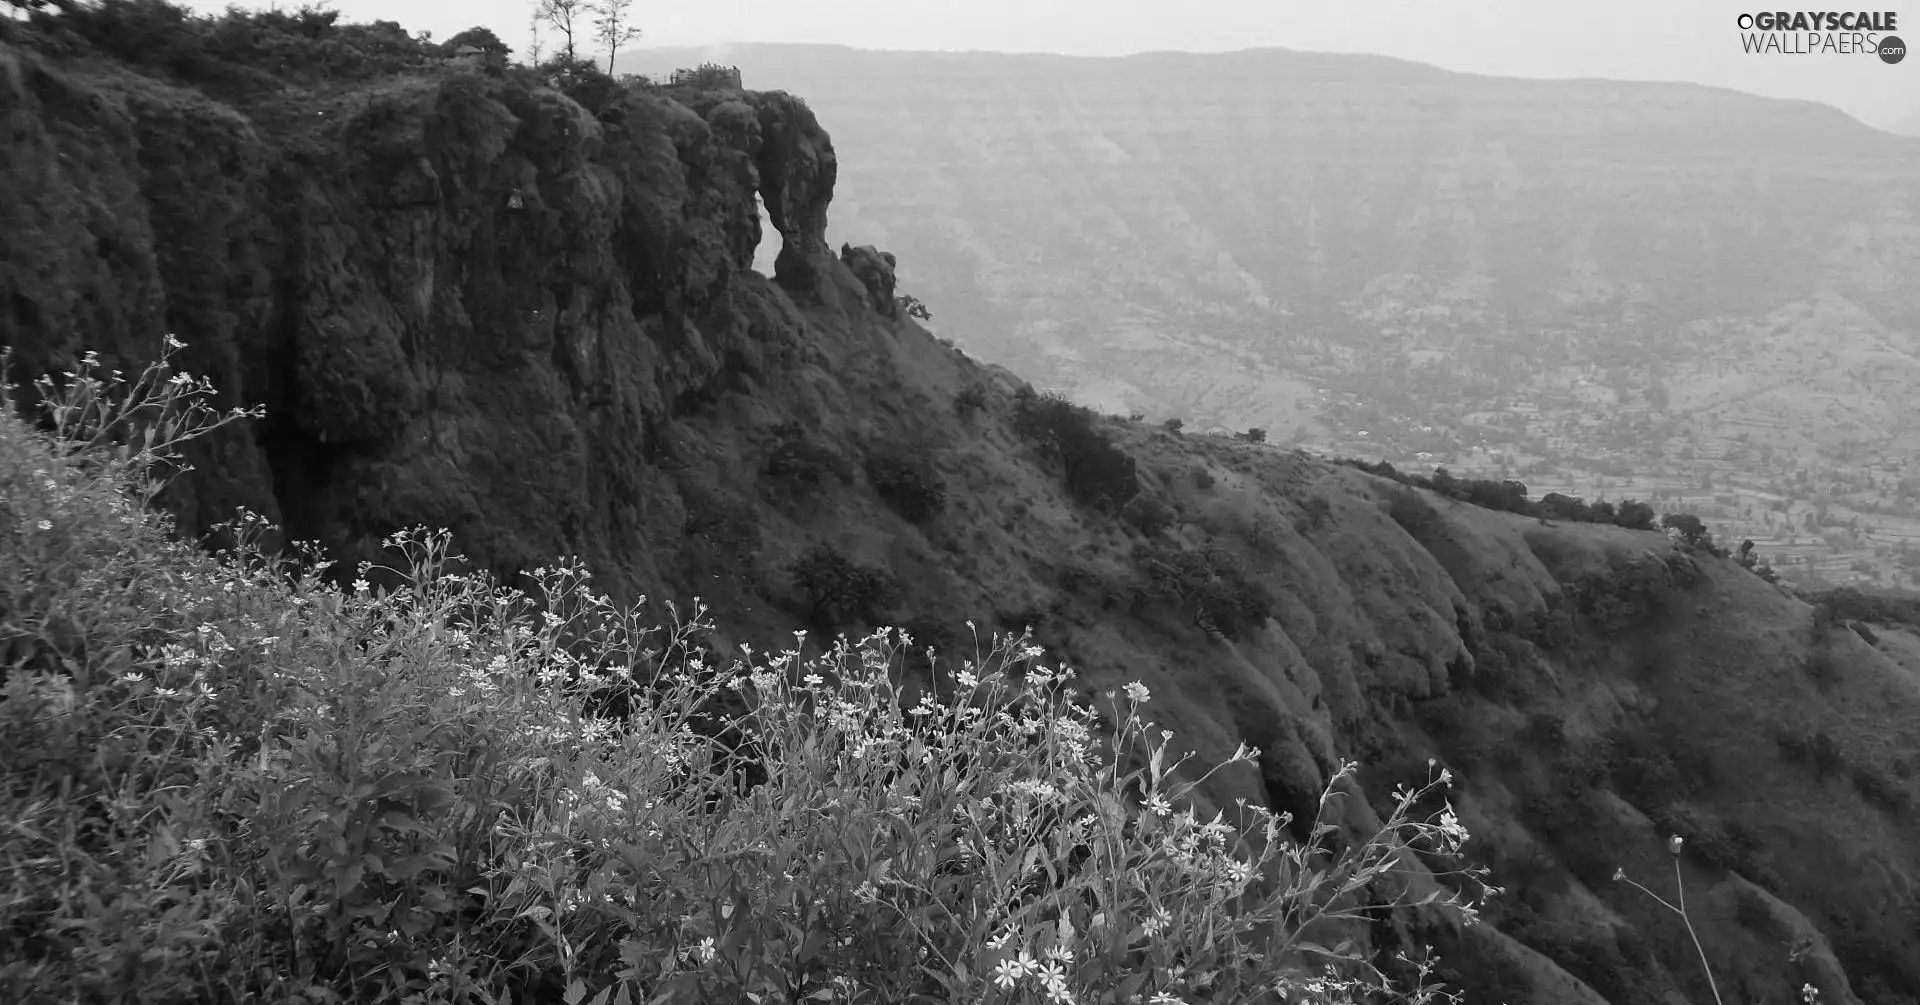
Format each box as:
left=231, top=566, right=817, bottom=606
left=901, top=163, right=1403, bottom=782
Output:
left=1736, top=11, right=1903, bottom=61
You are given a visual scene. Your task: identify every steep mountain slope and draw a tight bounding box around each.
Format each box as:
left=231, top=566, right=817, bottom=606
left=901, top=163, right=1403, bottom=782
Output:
left=622, top=44, right=1920, bottom=587
left=4, top=11, right=1920, bottom=1003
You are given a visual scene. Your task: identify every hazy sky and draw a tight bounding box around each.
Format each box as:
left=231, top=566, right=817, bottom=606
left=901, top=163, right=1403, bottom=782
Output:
left=177, top=0, right=1915, bottom=128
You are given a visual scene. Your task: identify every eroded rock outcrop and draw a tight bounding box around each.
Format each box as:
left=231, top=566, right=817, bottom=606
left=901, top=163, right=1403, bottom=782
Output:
left=839, top=242, right=898, bottom=317
left=0, top=37, right=854, bottom=596
left=745, top=90, right=836, bottom=291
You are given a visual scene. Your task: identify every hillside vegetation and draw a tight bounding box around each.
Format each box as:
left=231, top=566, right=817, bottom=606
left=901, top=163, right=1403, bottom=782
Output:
left=4, top=5, right=1920, bottom=1003
left=0, top=345, right=1492, bottom=1003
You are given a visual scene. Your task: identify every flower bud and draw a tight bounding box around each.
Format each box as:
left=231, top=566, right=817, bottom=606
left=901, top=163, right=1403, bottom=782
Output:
left=1668, top=834, right=1684, bottom=856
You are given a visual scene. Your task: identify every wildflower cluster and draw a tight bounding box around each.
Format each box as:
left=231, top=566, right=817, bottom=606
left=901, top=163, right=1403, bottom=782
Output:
left=0, top=344, right=1493, bottom=1004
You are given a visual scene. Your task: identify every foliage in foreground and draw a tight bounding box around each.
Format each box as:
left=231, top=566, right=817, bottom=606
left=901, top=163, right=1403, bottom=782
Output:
left=0, top=343, right=1493, bottom=1003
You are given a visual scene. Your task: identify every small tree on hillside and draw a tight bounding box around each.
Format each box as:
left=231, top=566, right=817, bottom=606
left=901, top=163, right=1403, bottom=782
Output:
left=533, top=0, right=585, bottom=63
left=1661, top=512, right=1717, bottom=553
left=1011, top=391, right=1140, bottom=512
left=1736, top=539, right=1780, bottom=583
left=525, top=10, right=544, bottom=64
left=1613, top=499, right=1657, bottom=531
left=789, top=545, right=896, bottom=632
left=590, top=0, right=641, bottom=74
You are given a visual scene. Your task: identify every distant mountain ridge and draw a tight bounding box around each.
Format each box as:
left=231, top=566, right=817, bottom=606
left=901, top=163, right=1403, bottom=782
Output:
left=624, top=43, right=1920, bottom=587
left=619, top=44, right=1917, bottom=419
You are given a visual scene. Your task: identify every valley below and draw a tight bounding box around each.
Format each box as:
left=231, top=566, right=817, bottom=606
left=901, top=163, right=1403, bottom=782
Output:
left=628, top=43, right=1920, bottom=589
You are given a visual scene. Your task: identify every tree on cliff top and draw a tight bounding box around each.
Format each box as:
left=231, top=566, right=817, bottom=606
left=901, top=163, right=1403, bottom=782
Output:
left=532, top=0, right=584, bottom=63
left=588, top=0, right=640, bottom=74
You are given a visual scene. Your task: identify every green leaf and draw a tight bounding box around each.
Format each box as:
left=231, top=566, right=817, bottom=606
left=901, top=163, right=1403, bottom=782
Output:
left=649, top=974, right=706, bottom=1005
left=330, top=859, right=366, bottom=896
left=798, top=927, right=829, bottom=963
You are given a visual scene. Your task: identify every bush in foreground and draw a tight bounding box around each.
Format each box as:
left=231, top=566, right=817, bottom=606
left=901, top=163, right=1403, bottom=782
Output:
left=0, top=343, right=1492, bottom=1004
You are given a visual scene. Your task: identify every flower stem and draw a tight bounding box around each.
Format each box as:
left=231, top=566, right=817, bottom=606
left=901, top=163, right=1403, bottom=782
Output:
left=1673, top=856, right=1725, bottom=1005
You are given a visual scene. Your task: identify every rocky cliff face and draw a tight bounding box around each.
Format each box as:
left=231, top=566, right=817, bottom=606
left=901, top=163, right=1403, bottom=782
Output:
left=2, top=27, right=852, bottom=597
left=5, top=14, right=1920, bottom=1003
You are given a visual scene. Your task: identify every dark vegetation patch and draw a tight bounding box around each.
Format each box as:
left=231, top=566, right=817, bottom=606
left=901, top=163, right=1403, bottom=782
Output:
left=1332, top=461, right=1787, bottom=580
left=1384, top=485, right=1441, bottom=541
left=1425, top=926, right=1536, bottom=1005
left=1563, top=553, right=1699, bottom=637
left=14, top=0, right=442, bottom=102
left=952, top=382, right=988, bottom=419
left=1118, top=493, right=1176, bottom=537
left=1132, top=542, right=1273, bottom=641
left=1834, top=927, right=1920, bottom=1005
left=864, top=443, right=947, bottom=523
left=1010, top=389, right=1139, bottom=513
left=786, top=544, right=896, bottom=635
left=1294, top=494, right=1331, bottom=533
left=8, top=0, right=657, bottom=125
left=1054, top=562, right=1131, bottom=612
left=764, top=421, right=855, bottom=487
left=1805, top=585, right=1920, bottom=630
left=1775, top=725, right=1847, bottom=781
left=1337, top=458, right=1653, bottom=528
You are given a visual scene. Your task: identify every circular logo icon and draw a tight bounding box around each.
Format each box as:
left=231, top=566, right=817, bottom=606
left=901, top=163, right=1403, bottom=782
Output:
left=1881, top=35, right=1907, bottom=63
